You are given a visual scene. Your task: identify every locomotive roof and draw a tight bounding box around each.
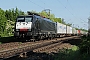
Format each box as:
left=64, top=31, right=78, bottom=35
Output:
left=17, top=15, right=33, bottom=17
left=34, top=15, right=54, bottom=23
left=17, top=11, right=54, bottom=23
left=27, top=11, right=40, bottom=16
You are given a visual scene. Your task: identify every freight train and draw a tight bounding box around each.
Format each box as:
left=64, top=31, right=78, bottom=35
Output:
left=14, top=12, right=87, bottom=40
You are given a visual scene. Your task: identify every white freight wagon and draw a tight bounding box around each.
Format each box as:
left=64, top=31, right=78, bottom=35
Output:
left=56, top=22, right=63, bottom=34
left=62, top=24, right=66, bottom=34
left=70, top=27, right=72, bottom=34
left=66, top=26, right=70, bottom=34
left=72, top=28, right=76, bottom=34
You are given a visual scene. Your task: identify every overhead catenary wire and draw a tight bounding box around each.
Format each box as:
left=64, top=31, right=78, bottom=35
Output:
left=66, top=0, right=74, bottom=13
left=67, top=0, right=86, bottom=23
left=28, top=0, right=45, bottom=9
left=57, top=0, right=76, bottom=18
left=28, top=0, right=52, bottom=14
left=28, top=0, right=52, bottom=11
left=57, top=0, right=79, bottom=28
left=67, top=0, right=87, bottom=24
left=57, top=0, right=87, bottom=29
left=39, top=0, right=46, bottom=5
left=28, top=0, right=87, bottom=29
left=39, top=0, right=52, bottom=12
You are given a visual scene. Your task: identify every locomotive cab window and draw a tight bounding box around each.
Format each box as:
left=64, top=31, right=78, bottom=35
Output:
left=17, top=16, right=24, bottom=22
left=16, top=16, right=33, bottom=22
left=25, top=16, right=33, bottom=22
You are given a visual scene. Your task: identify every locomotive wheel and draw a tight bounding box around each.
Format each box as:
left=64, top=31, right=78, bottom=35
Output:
left=35, top=35, right=42, bottom=41
left=49, top=34, right=53, bottom=40
left=59, top=35, right=60, bottom=38
left=52, top=35, right=55, bottom=39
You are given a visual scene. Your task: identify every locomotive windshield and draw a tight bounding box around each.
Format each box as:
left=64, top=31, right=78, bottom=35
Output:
left=17, top=16, right=33, bottom=22
left=25, top=16, right=32, bottom=22
left=17, top=16, right=24, bottom=22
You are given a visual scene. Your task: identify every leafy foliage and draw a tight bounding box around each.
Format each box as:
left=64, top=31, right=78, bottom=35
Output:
left=53, top=47, right=80, bottom=60
left=0, top=8, right=7, bottom=36
left=0, top=8, right=25, bottom=37
left=79, top=35, right=90, bottom=54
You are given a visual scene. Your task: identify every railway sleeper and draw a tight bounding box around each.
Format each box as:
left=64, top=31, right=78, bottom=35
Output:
left=19, top=52, right=27, bottom=58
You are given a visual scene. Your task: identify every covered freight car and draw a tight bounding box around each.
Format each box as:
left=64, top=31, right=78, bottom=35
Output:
left=76, top=30, right=81, bottom=35
left=56, top=22, right=63, bottom=34
left=62, top=24, right=67, bottom=34
left=55, top=22, right=66, bottom=37
left=66, top=26, right=72, bottom=36
left=55, top=22, right=73, bottom=37
left=72, top=28, right=77, bottom=35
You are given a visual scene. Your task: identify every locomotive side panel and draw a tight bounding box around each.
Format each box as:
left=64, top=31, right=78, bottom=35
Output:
left=39, top=18, right=56, bottom=34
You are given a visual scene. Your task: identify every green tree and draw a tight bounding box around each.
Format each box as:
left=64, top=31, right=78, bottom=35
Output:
left=39, top=11, right=49, bottom=18
left=5, top=10, right=9, bottom=20
left=61, top=18, right=66, bottom=24
left=66, top=23, right=72, bottom=26
left=11, top=8, right=15, bottom=21
left=19, top=10, right=25, bottom=15
left=15, top=7, right=19, bottom=20
left=0, top=8, right=7, bottom=36
left=5, top=9, right=13, bottom=21
left=53, top=18, right=62, bottom=23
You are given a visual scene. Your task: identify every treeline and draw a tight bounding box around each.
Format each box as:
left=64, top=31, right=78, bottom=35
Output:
left=5, top=8, right=24, bottom=22
left=0, top=8, right=25, bottom=37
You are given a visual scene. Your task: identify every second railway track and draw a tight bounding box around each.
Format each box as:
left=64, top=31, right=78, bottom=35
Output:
left=0, top=36, right=80, bottom=59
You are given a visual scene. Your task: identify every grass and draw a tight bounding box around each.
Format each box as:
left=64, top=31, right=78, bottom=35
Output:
left=0, top=42, right=2, bottom=44
left=53, top=35, right=90, bottom=60
left=19, top=42, right=22, bottom=44
left=53, top=46, right=80, bottom=60
left=0, top=36, right=15, bottom=43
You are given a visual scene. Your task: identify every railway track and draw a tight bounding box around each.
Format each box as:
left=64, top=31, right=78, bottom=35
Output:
left=33, top=43, right=72, bottom=54
left=24, top=43, right=72, bottom=60
left=0, top=36, right=80, bottom=59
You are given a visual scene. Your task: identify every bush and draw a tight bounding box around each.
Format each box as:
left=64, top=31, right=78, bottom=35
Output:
left=53, top=46, right=80, bottom=60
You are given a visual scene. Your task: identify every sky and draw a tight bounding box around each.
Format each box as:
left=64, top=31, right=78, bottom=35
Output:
left=0, top=0, right=89, bottom=30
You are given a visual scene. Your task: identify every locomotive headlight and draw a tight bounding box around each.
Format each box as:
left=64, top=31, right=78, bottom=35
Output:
left=28, top=29, right=30, bottom=31
left=16, top=29, right=19, bottom=31
left=16, top=25, right=18, bottom=27
left=28, top=29, right=31, bottom=31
